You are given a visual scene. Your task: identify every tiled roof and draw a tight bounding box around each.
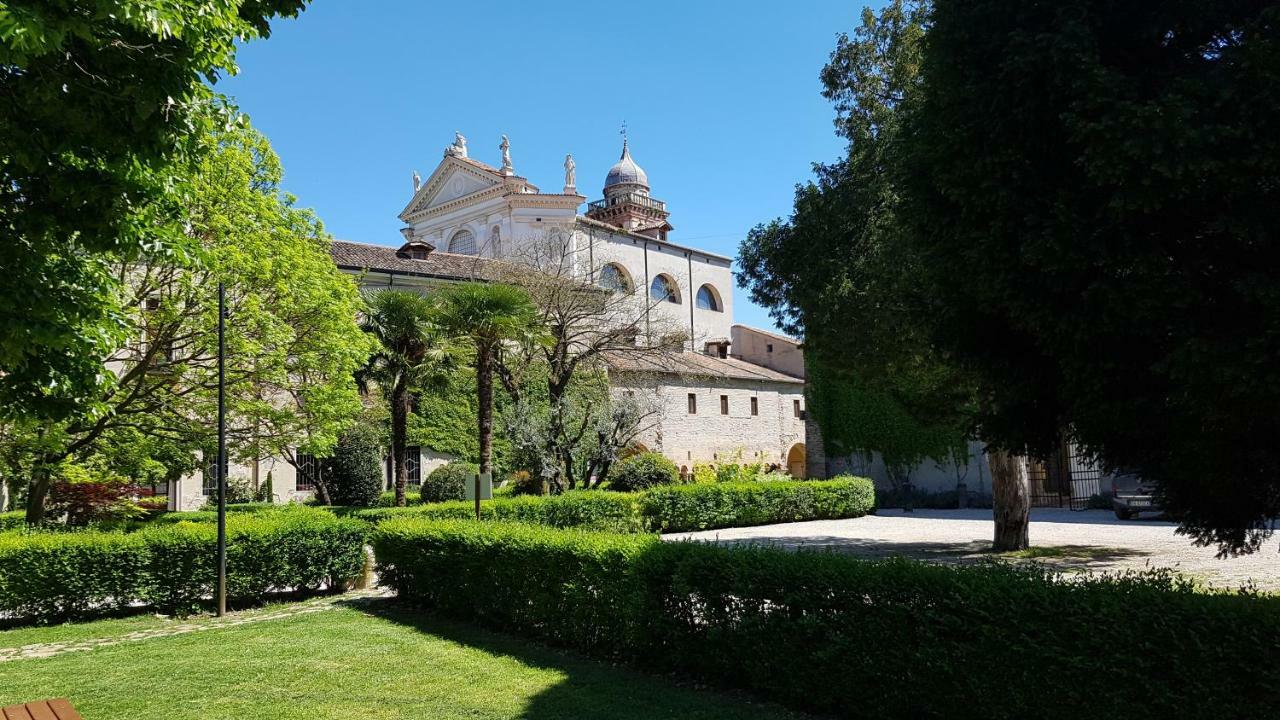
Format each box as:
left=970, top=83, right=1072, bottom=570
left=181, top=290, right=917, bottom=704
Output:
left=330, top=239, right=506, bottom=282
left=604, top=350, right=804, bottom=385
left=732, top=324, right=801, bottom=346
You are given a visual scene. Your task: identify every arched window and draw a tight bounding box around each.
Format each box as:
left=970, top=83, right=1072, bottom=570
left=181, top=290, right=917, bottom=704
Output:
left=696, top=284, right=722, bottom=312
left=599, top=263, right=632, bottom=293
left=448, top=229, right=476, bottom=255
left=650, top=274, right=680, bottom=304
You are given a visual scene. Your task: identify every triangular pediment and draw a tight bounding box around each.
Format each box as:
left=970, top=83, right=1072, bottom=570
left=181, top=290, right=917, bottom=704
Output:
left=399, top=156, right=505, bottom=220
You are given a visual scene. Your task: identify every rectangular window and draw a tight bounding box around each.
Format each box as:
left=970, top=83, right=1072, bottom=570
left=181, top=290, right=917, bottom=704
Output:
left=720, top=395, right=729, bottom=415
left=767, top=343, right=774, bottom=353
left=793, top=399, right=802, bottom=418
left=202, top=455, right=220, bottom=497
left=687, top=393, right=697, bottom=414
left=405, top=446, right=422, bottom=485
left=296, top=452, right=322, bottom=492
left=750, top=397, right=759, bottom=416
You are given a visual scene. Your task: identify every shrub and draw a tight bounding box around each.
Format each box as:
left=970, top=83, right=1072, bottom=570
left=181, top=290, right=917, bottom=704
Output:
left=0, top=511, right=27, bottom=531
left=505, top=470, right=546, bottom=496
left=641, top=477, right=875, bottom=532
left=609, top=452, right=679, bottom=492
left=690, top=462, right=717, bottom=484
left=373, top=520, right=1280, bottom=720
left=420, top=462, right=476, bottom=503
left=325, top=423, right=385, bottom=507
left=376, top=491, right=424, bottom=508
left=0, top=507, right=366, bottom=623
left=355, top=491, right=644, bottom=533
left=199, top=476, right=254, bottom=509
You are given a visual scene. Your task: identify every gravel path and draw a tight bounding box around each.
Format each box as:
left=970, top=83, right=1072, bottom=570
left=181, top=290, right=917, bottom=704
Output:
left=665, top=509, right=1280, bottom=591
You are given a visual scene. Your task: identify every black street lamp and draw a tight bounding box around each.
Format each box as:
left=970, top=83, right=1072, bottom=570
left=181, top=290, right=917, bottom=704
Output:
left=216, top=281, right=227, bottom=617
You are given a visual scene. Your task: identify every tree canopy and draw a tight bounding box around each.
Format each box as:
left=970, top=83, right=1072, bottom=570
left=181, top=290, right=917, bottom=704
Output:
left=898, top=0, right=1280, bottom=552
left=0, top=0, right=309, bottom=420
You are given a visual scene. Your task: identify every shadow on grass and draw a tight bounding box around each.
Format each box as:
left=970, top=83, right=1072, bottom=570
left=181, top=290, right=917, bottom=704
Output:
left=344, top=596, right=813, bottom=720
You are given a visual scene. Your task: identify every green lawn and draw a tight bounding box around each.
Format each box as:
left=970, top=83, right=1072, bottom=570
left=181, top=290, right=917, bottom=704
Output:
left=0, top=596, right=808, bottom=720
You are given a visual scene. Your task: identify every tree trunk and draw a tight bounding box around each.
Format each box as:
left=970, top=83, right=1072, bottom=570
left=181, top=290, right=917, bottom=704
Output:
left=391, top=377, right=410, bottom=507
left=476, top=349, right=494, bottom=476
left=989, top=448, right=1030, bottom=551
left=25, top=461, right=53, bottom=525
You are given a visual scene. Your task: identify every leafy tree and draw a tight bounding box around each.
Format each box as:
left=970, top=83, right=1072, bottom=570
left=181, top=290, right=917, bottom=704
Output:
left=0, top=0, right=309, bottom=420
left=359, top=290, right=450, bottom=507
left=491, top=236, right=677, bottom=491
left=434, top=283, right=542, bottom=478
left=14, top=123, right=369, bottom=523
left=898, top=0, right=1280, bottom=554
left=737, top=1, right=1003, bottom=537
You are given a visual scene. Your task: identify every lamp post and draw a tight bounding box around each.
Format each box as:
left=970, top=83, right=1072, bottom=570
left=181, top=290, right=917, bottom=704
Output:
left=216, top=280, right=228, bottom=617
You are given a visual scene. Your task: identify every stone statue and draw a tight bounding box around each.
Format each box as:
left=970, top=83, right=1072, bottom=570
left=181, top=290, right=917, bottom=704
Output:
left=563, top=153, right=577, bottom=193
left=412, top=169, right=421, bottom=192
left=499, top=134, right=513, bottom=174
left=444, top=131, right=468, bottom=158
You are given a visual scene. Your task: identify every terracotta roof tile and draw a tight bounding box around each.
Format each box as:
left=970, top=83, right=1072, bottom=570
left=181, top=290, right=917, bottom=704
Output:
left=330, top=239, right=506, bottom=282
left=604, top=350, right=804, bottom=384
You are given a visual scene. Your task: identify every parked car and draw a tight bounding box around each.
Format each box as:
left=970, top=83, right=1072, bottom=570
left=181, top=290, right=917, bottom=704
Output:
left=1111, top=472, right=1160, bottom=520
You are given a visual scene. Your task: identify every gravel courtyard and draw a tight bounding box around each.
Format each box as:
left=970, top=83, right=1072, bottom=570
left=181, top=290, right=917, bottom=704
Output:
left=665, top=509, right=1279, bottom=591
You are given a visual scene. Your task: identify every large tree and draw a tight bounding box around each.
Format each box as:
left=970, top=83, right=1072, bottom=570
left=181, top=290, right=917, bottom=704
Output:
left=737, top=1, right=1009, bottom=540
left=0, top=0, right=309, bottom=420
left=434, top=283, right=542, bottom=478
left=898, top=0, right=1280, bottom=554
left=14, top=123, right=370, bottom=523
left=359, top=290, right=449, bottom=507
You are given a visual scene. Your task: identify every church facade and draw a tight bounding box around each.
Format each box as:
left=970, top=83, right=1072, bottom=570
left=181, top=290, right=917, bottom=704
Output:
left=170, top=132, right=813, bottom=508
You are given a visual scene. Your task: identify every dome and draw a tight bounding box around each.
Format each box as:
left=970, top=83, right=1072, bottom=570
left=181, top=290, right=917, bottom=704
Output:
left=604, top=139, right=649, bottom=190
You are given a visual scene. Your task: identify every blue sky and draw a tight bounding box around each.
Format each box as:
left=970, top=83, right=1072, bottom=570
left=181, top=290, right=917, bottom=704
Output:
left=221, top=1, right=871, bottom=334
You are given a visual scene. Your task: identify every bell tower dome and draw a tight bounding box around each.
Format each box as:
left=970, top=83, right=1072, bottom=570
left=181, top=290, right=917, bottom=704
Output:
left=586, top=133, right=672, bottom=240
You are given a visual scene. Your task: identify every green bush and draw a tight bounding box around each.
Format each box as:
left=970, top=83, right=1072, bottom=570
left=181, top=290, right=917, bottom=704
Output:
left=420, top=462, right=477, bottom=503
left=640, top=477, right=875, bottom=532
left=373, top=519, right=1280, bottom=720
left=0, top=507, right=366, bottom=623
left=376, top=491, right=424, bottom=507
left=0, top=511, right=26, bottom=531
left=355, top=491, right=644, bottom=533
left=325, top=423, right=385, bottom=507
left=609, top=452, right=679, bottom=492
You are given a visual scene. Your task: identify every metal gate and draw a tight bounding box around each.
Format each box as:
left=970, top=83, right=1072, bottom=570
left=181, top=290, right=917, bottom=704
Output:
left=1028, top=442, right=1104, bottom=510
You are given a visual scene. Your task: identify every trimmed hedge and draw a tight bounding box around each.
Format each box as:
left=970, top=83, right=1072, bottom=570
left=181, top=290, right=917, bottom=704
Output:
left=374, top=519, right=1280, bottom=720
left=0, top=509, right=366, bottom=623
left=355, top=491, right=644, bottom=533
left=421, top=462, right=477, bottom=503
left=641, top=477, right=875, bottom=532
left=357, top=478, right=875, bottom=534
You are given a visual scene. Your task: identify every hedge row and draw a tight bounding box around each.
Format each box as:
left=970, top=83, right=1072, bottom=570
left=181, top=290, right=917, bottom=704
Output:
left=0, top=509, right=366, bottom=623
left=640, top=478, right=875, bottom=532
left=354, top=491, right=645, bottom=533
left=0, top=511, right=25, bottom=531
left=373, top=519, right=1280, bottom=720
left=357, top=478, right=874, bottom=533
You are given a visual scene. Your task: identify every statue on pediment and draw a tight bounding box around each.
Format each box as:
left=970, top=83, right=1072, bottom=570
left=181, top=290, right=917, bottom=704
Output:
left=445, top=131, right=468, bottom=158
left=412, top=169, right=421, bottom=192
left=500, top=134, right=513, bottom=174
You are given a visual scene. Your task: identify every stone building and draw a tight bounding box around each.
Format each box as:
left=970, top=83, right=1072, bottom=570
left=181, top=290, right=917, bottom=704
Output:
left=169, top=131, right=810, bottom=508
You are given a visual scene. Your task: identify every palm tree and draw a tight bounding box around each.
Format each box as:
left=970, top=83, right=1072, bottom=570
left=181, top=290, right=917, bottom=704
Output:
left=358, top=290, right=446, bottom=507
left=434, top=283, right=542, bottom=477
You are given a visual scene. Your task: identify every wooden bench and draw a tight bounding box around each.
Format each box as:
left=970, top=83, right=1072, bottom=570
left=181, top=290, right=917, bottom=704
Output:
left=2, top=699, right=82, bottom=720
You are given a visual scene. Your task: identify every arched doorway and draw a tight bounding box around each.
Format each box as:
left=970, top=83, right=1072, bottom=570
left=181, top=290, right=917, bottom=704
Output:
left=786, top=443, right=807, bottom=479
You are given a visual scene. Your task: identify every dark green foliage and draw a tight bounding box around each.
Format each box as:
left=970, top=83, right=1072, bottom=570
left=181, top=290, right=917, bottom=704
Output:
left=324, top=422, right=384, bottom=507
left=641, top=477, right=875, bottom=532
left=420, top=462, right=477, bottom=504
left=374, top=519, right=1280, bottom=719
left=356, top=491, right=644, bottom=533
left=608, top=452, right=679, bottom=492
left=0, top=508, right=365, bottom=623
left=897, top=0, right=1280, bottom=553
